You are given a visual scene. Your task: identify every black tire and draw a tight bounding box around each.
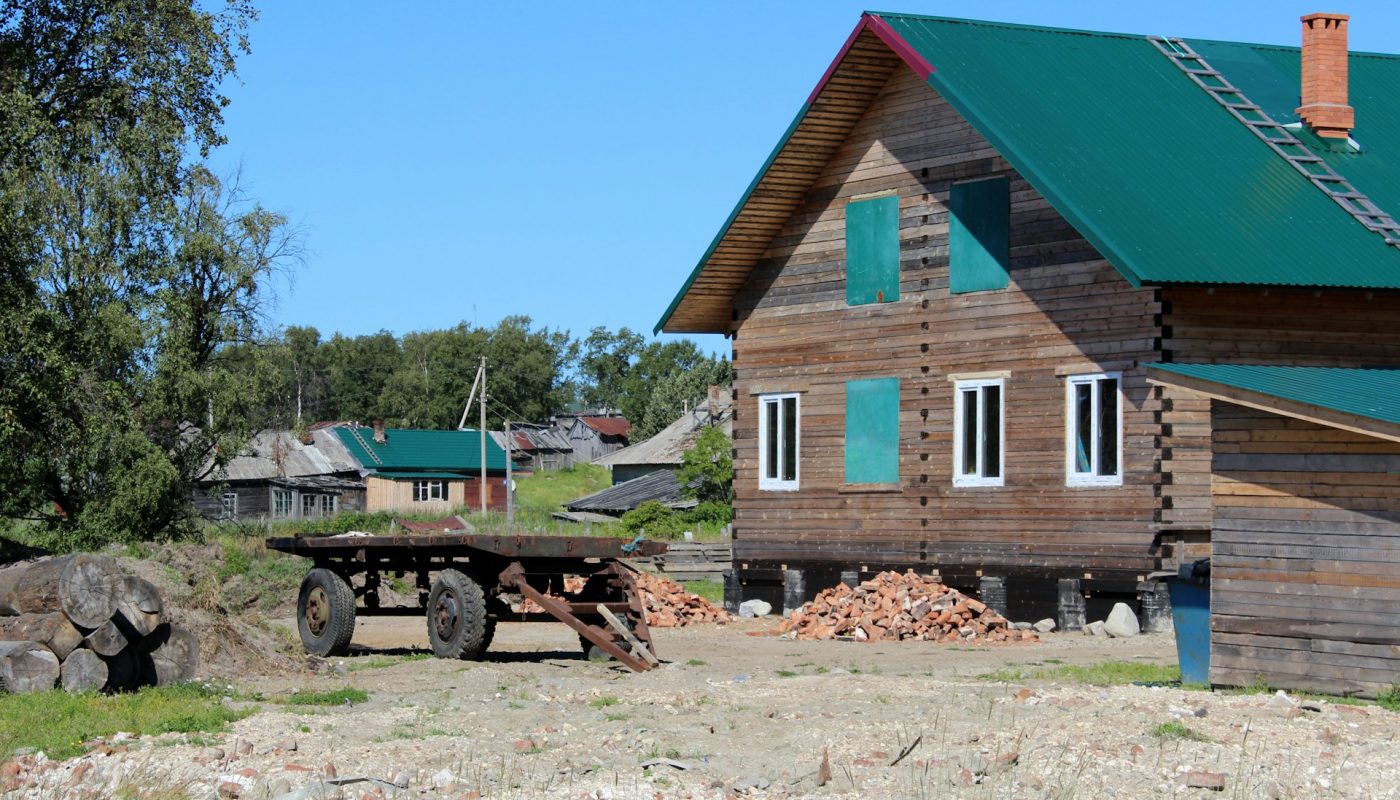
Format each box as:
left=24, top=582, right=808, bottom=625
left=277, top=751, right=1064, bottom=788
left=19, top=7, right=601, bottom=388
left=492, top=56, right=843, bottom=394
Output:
left=480, top=596, right=509, bottom=655
left=427, top=569, right=488, bottom=660
left=297, top=568, right=356, bottom=657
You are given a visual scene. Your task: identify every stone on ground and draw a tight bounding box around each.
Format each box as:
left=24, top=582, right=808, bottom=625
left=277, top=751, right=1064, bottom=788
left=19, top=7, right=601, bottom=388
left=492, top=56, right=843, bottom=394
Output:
left=1104, top=603, right=1140, bottom=638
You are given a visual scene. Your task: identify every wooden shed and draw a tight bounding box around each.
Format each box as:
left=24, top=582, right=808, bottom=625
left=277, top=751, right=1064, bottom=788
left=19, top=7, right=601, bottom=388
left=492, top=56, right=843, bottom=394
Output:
left=1149, top=364, right=1400, bottom=696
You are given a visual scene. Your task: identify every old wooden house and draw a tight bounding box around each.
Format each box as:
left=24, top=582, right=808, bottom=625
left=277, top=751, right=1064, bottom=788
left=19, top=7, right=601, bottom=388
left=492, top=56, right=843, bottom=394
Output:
left=196, top=429, right=366, bottom=521
left=332, top=422, right=509, bottom=514
left=559, top=415, right=632, bottom=463
left=596, top=388, right=733, bottom=484
left=657, top=9, right=1400, bottom=689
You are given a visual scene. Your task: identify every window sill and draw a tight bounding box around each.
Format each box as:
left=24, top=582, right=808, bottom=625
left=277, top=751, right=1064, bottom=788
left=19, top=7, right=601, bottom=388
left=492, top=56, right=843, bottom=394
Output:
left=952, top=480, right=1004, bottom=489
left=838, top=482, right=903, bottom=494
left=1065, top=478, right=1123, bottom=488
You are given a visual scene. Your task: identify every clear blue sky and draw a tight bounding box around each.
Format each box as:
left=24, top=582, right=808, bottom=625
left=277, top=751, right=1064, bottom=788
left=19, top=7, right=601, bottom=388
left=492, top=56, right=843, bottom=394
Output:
left=211, top=1, right=1400, bottom=354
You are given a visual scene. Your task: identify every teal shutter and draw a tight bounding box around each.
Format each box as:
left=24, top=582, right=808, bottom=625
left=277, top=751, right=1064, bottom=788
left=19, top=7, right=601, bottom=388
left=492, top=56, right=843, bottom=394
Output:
left=846, top=195, right=900, bottom=305
left=844, top=377, right=900, bottom=484
left=949, top=177, right=1010, bottom=293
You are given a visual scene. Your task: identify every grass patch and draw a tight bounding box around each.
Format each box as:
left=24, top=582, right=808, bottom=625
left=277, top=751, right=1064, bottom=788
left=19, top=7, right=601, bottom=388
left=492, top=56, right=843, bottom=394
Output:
left=683, top=580, right=724, bottom=604
left=685, top=659, right=706, bottom=667
left=979, top=660, right=1180, bottom=687
left=0, top=684, right=251, bottom=761
left=517, top=464, right=612, bottom=514
left=776, top=669, right=797, bottom=678
left=589, top=695, right=620, bottom=709
left=1377, top=685, right=1400, bottom=712
left=345, top=653, right=433, bottom=672
left=279, top=687, right=369, bottom=707
left=604, top=713, right=628, bottom=721
left=1149, top=721, right=1211, bottom=742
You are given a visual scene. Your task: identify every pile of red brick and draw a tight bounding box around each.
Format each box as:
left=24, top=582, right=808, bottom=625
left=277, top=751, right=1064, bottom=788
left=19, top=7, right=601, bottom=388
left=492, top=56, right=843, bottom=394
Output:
left=517, top=573, right=730, bottom=627
left=779, top=570, right=1037, bottom=643
left=633, top=572, right=731, bottom=627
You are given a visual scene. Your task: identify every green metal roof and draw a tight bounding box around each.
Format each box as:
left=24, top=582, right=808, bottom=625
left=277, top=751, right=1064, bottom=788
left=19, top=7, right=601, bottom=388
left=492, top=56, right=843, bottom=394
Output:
left=874, top=13, right=1400, bottom=288
left=333, top=427, right=507, bottom=472
left=657, top=13, right=1400, bottom=332
left=1148, top=364, right=1400, bottom=427
left=369, top=470, right=476, bottom=480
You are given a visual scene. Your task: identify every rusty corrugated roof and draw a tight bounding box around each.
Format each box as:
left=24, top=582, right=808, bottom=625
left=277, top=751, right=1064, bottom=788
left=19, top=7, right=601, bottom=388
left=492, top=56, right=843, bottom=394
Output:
left=579, top=417, right=632, bottom=437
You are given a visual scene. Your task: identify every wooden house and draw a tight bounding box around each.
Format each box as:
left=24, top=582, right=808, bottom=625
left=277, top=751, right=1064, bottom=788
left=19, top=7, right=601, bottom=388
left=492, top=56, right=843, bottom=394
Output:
left=332, top=422, right=509, bottom=514
left=196, top=429, right=366, bottom=522
left=656, top=7, right=1400, bottom=687
left=559, top=415, right=632, bottom=463
left=596, top=389, right=733, bottom=484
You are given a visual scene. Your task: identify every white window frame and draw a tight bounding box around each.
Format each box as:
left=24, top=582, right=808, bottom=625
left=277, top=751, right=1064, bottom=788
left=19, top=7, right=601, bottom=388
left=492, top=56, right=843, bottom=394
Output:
left=757, top=393, right=801, bottom=491
left=220, top=492, right=238, bottom=519
left=953, top=378, right=1005, bottom=487
left=272, top=489, right=293, bottom=519
left=1065, top=372, right=1123, bottom=487
left=412, top=480, right=446, bottom=502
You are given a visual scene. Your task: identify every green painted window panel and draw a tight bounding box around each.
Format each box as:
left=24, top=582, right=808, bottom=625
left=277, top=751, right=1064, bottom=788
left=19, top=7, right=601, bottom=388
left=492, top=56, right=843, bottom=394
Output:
left=845, top=377, right=900, bottom=484
left=949, top=177, right=1010, bottom=294
left=846, top=195, right=900, bottom=305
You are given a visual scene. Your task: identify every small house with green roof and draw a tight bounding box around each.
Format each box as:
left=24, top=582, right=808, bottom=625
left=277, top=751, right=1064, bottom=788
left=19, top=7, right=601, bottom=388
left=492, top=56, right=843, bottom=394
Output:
left=657, top=11, right=1400, bottom=693
left=332, top=422, right=510, bottom=514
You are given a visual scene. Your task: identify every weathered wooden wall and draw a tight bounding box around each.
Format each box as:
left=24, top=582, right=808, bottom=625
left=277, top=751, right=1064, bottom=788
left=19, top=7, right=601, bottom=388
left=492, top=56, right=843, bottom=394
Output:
left=729, top=67, right=1166, bottom=606
left=1159, top=286, right=1400, bottom=538
left=1209, top=402, right=1400, bottom=696
left=364, top=476, right=506, bottom=514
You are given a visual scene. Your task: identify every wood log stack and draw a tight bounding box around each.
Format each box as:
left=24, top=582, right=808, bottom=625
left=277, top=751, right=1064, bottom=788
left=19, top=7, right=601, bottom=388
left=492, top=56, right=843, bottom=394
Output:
left=779, top=570, right=1038, bottom=644
left=632, top=572, right=731, bottom=627
left=0, top=554, right=199, bottom=693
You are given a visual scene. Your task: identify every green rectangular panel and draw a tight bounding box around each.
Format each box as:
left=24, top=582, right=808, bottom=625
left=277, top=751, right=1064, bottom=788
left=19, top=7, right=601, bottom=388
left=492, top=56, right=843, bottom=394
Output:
left=949, top=177, right=1010, bottom=294
left=845, top=377, right=900, bottom=484
left=846, top=195, right=900, bottom=305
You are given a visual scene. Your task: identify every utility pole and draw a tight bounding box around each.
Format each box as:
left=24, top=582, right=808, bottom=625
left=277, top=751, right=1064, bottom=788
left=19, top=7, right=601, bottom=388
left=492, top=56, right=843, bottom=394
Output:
left=478, top=357, right=487, bottom=513
left=504, top=419, right=514, bottom=530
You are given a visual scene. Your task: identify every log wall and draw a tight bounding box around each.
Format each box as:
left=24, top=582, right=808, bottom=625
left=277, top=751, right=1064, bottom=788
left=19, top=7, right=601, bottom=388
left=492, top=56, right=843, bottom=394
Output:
left=729, top=67, right=1165, bottom=605
left=1208, top=403, right=1400, bottom=696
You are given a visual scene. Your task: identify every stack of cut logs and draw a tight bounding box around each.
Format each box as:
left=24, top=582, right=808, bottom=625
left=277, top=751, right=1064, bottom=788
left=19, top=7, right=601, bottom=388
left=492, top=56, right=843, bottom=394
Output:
left=780, top=570, right=1037, bottom=644
left=518, top=573, right=731, bottom=627
left=632, top=572, right=731, bottom=628
left=0, top=554, right=198, bottom=693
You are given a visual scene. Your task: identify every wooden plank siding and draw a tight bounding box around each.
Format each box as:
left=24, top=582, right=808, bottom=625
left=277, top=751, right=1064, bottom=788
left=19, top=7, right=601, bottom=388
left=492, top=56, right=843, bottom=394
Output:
left=364, top=476, right=507, bottom=515
left=1158, top=285, right=1400, bottom=534
left=729, top=67, right=1166, bottom=599
left=1209, top=403, right=1400, bottom=696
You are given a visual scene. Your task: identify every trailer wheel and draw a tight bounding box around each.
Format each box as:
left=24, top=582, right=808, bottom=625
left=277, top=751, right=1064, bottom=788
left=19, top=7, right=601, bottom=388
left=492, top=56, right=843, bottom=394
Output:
left=581, top=616, right=632, bottom=662
left=297, top=568, right=355, bottom=656
left=427, top=569, right=488, bottom=659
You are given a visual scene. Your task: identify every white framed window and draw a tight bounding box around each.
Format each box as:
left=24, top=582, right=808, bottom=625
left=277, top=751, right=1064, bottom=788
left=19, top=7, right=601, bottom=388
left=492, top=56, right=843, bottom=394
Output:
left=301, top=493, right=336, bottom=518
left=219, top=492, right=238, bottom=519
left=758, top=393, right=800, bottom=491
left=412, top=480, right=447, bottom=502
left=1065, top=373, right=1122, bottom=486
left=953, top=378, right=1004, bottom=487
left=272, top=489, right=293, bottom=518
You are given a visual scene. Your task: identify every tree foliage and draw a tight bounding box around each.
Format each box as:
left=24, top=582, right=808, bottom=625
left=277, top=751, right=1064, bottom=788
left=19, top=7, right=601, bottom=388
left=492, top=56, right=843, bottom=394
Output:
left=677, top=426, right=733, bottom=505
left=0, top=0, right=281, bottom=547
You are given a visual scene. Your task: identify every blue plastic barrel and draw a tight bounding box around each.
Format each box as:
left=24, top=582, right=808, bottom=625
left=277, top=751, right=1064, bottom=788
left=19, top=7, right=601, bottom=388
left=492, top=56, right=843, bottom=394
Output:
left=1165, top=560, right=1211, bottom=685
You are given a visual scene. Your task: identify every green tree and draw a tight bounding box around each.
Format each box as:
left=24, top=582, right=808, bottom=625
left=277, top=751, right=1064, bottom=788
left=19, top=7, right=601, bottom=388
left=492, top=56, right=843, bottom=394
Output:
left=676, top=426, right=733, bottom=505
left=633, top=356, right=733, bottom=440
left=577, top=326, right=642, bottom=412
left=0, top=0, right=277, bottom=547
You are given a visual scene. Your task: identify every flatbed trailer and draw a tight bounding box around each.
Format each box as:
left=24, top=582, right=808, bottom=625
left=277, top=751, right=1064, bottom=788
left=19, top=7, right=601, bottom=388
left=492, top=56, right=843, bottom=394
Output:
left=265, top=533, right=668, bottom=672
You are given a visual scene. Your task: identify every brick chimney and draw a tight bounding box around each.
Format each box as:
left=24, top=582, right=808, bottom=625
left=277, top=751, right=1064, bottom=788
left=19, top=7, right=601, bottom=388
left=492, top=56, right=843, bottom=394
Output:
left=372, top=419, right=386, bottom=444
left=1297, top=12, right=1354, bottom=139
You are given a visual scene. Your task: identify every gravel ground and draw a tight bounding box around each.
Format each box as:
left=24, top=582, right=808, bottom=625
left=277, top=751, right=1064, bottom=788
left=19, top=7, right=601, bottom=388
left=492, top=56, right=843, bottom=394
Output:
left=4, top=617, right=1398, bottom=799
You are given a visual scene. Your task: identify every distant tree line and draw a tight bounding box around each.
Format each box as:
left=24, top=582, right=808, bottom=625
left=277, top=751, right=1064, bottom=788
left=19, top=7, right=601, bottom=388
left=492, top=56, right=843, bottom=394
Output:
left=0, top=0, right=728, bottom=548
left=244, top=322, right=731, bottom=441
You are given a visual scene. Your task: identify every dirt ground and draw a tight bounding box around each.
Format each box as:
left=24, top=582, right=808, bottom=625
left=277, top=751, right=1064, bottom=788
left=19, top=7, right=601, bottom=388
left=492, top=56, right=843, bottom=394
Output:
left=9, top=617, right=1400, bottom=799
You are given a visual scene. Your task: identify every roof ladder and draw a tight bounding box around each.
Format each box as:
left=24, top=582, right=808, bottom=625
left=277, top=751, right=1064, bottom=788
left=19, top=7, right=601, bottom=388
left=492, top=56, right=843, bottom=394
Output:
left=347, top=426, right=384, bottom=465
left=1149, top=35, right=1400, bottom=247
